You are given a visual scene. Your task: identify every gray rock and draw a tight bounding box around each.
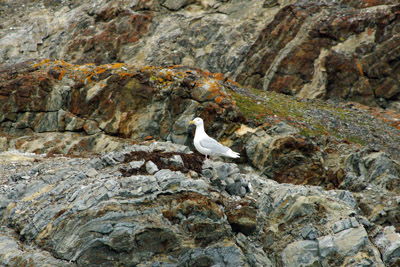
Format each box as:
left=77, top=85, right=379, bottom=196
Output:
left=119, top=175, right=158, bottom=196
left=154, top=169, right=184, bottom=190
left=226, top=182, right=247, bottom=197
left=281, top=240, right=320, bottom=267
left=146, top=161, right=159, bottom=175
left=130, top=160, right=145, bottom=169
left=162, top=0, right=195, bottom=11
left=148, top=142, right=190, bottom=153
left=111, top=152, right=125, bottom=163
left=169, top=155, right=184, bottom=168
left=373, top=226, right=400, bottom=265
left=332, top=218, right=353, bottom=234
left=86, top=168, right=98, bottom=178
left=102, top=154, right=118, bottom=166
left=350, top=217, right=360, bottom=228
left=266, top=122, right=299, bottom=136
left=335, top=227, right=368, bottom=257
left=10, top=172, right=24, bottom=182
left=202, top=168, right=214, bottom=179
left=83, top=120, right=100, bottom=135
left=301, top=225, right=318, bottom=240
left=184, top=245, right=247, bottom=267
left=89, top=158, right=104, bottom=170
left=215, top=163, right=239, bottom=180
left=0, top=227, right=75, bottom=266
left=74, top=172, right=87, bottom=180
left=318, top=227, right=371, bottom=264
left=318, top=235, right=337, bottom=258
left=180, top=179, right=208, bottom=192
left=341, top=150, right=399, bottom=191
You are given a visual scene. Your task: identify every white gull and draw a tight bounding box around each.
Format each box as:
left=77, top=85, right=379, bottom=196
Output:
left=190, top=117, right=240, bottom=160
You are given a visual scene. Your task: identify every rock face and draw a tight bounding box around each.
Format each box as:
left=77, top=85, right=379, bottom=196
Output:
left=1, top=0, right=400, bottom=109
left=1, top=142, right=395, bottom=266
left=1, top=58, right=400, bottom=266
left=1, top=0, right=400, bottom=266
left=0, top=60, right=245, bottom=153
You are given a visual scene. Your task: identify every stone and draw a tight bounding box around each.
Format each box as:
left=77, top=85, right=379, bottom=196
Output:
left=154, top=169, right=184, bottom=190
left=0, top=135, right=396, bottom=266
left=90, top=158, right=105, bottom=170
left=202, top=168, right=214, bottom=179
left=83, top=120, right=100, bottom=135
left=341, top=150, right=399, bottom=191
left=226, top=182, right=247, bottom=197
left=266, top=122, right=299, bottom=136
left=226, top=205, right=257, bottom=235
left=350, top=217, right=360, bottom=228
left=102, top=154, right=118, bottom=166
left=281, top=240, right=320, bottom=267
left=335, top=227, right=368, bottom=257
left=169, top=155, right=184, bottom=168
left=373, top=226, right=400, bottom=265
left=1, top=2, right=400, bottom=262
left=317, top=235, right=337, bottom=258
left=301, top=225, right=318, bottom=240
left=85, top=168, right=98, bottom=178
left=162, top=0, right=195, bottom=11
left=0, top=227, right=75, bottom=266
left=146, top=160, right=159, bottom=175
left=332, top=218, right=352, bottom=234
left=129, top=160, right=145, bottom=169
left=215, top=163, right=239, bottom=180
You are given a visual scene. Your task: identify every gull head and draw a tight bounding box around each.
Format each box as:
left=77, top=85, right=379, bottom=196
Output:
left=190, top=117, right=203, bottom=126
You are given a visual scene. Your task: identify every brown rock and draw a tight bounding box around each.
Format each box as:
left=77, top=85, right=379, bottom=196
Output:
left=226, top=205, right=257, bottom=235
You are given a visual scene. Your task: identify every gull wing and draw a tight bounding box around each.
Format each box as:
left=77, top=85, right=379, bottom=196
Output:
left=199, top=136, right=229, bottom=154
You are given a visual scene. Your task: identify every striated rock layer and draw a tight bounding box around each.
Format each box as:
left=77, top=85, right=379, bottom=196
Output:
left=0, top=59, right=245, bottom=152
left=0, top=60, right=400, bottom=266
left=1, top=141, right=399, bottom=266
left=1, top=0, right=399, bottom=109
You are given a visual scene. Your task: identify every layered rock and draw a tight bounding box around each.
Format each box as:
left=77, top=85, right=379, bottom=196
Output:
left=1, top=0, right=399, bottom=108
left=0, top=60, right=244, bottom=153
left=2, top=142, right=397, bottom=266
left=1, top=1, right=400, bottom=263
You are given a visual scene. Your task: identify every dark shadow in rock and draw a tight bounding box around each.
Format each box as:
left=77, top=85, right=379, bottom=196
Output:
left=120, top=150, right=204, bottom=176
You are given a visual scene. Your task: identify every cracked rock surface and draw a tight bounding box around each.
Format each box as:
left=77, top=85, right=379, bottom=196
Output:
left=1, top=141, right=399, bottom=266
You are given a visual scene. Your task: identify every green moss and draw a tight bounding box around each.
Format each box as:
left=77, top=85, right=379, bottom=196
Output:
left=229, top=86, right=374, bottom=146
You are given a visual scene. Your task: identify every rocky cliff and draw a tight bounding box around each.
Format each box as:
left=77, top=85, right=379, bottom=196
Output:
left=1, top=0, right=400, bottom=108
left=1, top=59, right=400, bottom=266
left=1, top=0, right=400, bottom=266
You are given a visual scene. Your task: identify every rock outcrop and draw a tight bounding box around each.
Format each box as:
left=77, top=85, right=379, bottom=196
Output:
left=2, top=141, right=398, bottom=266
left=0, top=59, right=244, bottom=153
left=1, top=58, right=400, bottom=266
left=1, top=0, right=399, bottom=109
left=1, top=0, right=400, bottom=266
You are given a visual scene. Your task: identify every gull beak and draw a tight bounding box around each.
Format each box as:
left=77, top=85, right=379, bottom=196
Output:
left=190, top=120, right=194, bottom=124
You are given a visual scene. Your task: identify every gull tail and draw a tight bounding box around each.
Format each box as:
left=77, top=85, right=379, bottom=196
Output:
left=226, top=149, right=240, bottom=158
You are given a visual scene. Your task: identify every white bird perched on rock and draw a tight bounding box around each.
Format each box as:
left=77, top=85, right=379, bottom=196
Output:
left=190, top=117, right=240, bottom=160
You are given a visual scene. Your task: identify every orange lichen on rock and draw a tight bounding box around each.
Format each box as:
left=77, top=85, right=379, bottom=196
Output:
left=215, top=96, right=224, bottom=104
left=214, top=72, right=224, bottom=80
